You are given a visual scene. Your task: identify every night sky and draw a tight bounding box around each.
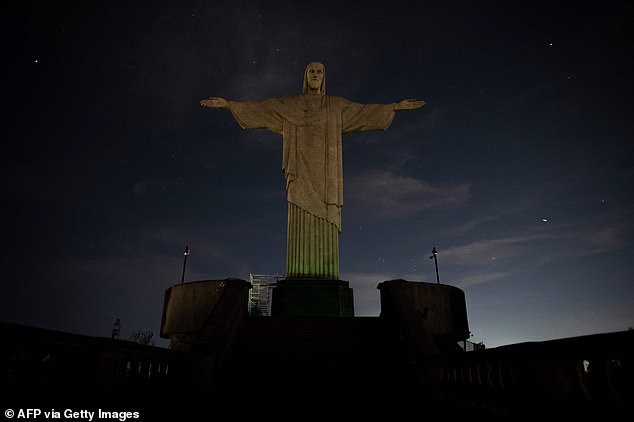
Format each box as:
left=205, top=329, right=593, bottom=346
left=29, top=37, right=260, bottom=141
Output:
left=2, top=0, right=632, bottom=349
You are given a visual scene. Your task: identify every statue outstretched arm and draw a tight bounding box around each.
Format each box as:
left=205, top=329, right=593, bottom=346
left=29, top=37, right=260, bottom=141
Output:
left=200, top=97, right=228, bottom=109
left=394, top=99, right=426, bottom=110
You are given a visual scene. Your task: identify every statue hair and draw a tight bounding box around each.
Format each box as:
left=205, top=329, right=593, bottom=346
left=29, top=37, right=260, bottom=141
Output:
left=302, top=62, right=326, bottom=95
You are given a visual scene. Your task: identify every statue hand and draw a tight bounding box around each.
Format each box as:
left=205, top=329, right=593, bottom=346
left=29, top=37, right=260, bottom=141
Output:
left=395, top=99, right=426, bottom=110
left=200, top=97, right=228, bottom=108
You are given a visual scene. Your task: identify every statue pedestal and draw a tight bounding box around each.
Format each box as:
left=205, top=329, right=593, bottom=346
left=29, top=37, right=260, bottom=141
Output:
left=271, top=279, right=354, bottom=317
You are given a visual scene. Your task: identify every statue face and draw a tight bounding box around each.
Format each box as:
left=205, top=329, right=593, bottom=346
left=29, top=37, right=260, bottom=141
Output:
left=306, top=63, right=324, bottom=91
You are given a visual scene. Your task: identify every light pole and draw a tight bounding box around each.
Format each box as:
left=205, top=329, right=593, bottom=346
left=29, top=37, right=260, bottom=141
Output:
left=429, top=246, right=440, bottom=284
left=181, top=245, right=190, bottom=284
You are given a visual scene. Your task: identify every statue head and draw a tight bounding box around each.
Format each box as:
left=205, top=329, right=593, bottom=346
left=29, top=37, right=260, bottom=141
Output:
left=302, top=62, right=325, bottom=95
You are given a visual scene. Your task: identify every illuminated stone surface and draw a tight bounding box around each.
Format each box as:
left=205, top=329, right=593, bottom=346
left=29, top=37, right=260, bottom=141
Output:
left=201, top=62, right=424, bottom=280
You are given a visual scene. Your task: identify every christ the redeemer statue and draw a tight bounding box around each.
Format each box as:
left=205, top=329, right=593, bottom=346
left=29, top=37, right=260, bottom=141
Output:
left=201, top=62, right=425, bottom=281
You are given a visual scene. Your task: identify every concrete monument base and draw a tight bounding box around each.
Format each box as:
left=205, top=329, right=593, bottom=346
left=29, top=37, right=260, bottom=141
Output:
left=271, top=279, right=354, bottom=317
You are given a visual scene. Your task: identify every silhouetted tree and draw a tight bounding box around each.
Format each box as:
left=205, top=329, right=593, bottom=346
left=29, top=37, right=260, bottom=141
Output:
left=128, top=329, right=154, bottom=346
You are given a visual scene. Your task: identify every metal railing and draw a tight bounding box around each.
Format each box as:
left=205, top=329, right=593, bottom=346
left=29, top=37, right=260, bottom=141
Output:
left=432, top=330, right=633, bottom=416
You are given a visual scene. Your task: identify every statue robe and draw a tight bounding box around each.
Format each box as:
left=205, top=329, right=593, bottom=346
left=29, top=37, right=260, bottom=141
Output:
left=228, top=94, right=396, bottom=279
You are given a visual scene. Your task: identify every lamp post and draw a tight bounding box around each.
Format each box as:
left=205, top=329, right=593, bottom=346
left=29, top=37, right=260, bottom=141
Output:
left=181, top=245, right=190, bottom=284
left=429, top=246, right=439, bottom=284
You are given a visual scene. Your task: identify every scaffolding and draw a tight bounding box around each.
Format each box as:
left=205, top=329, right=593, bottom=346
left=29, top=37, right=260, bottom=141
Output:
left=248, top=273, right=281, bottom=316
